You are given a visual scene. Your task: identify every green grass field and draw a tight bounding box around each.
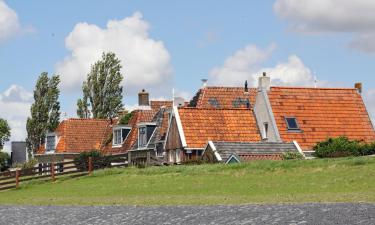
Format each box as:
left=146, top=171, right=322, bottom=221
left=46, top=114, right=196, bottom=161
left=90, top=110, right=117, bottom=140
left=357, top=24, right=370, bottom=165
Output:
left=0, top=156, right=374, bottom=206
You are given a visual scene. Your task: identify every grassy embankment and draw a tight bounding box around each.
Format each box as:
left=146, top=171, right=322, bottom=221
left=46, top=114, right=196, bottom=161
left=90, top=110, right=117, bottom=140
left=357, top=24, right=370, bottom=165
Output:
left=0, top=156, right=374, bottom=205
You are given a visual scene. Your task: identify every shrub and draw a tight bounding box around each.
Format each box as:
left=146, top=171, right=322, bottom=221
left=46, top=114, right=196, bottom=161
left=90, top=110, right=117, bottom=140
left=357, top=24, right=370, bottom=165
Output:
left=73, top=150, right=112, bottom=171
left=13, top=158, right=38, bottom=169
left=359, top=142, right=375, bottom=156
left=313, top=137, right=362, bottom=158
left=282, top=152, right=304, bottom=160
left=0, top=151, right=10, bottom=171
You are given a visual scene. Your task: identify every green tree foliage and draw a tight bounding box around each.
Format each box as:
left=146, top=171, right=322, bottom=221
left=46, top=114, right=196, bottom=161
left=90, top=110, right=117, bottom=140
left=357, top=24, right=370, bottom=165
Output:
left=0, top=118, right=11, bottom=150
left=119, top=112, right=133, bottom=125
left=0, top=151, right=10, bottom=171
left=26, top=72, right=61, bottom=155
left=77, top=52, right=124, bottom=119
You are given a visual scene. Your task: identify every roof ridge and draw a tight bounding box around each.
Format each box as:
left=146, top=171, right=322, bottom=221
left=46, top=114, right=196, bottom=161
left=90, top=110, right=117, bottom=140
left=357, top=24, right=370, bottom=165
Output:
left=179, top=107, right=253, bottom=111
left=271, top=86, right=357, bottom=91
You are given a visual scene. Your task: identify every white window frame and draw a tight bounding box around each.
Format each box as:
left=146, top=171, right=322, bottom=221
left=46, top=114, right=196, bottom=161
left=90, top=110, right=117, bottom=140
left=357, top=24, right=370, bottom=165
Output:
left=138, top=125, right=148, bottom=148
left=262, top=122, right=269, bottom=140
left=45, top=133, right=57, bottom=153
left=112, top=126, right=132, bottom=148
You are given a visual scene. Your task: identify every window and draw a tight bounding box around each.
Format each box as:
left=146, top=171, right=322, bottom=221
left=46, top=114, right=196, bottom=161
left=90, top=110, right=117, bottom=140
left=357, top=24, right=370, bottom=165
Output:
left=113, top=127, right=131, bottom=147
left=263, top=122, right=269, bottom=139
left=138, top=124, right=156, bottom=148
left=46, top=135, right=56, bottom=152
left=285, top=117, right=300, bottom=130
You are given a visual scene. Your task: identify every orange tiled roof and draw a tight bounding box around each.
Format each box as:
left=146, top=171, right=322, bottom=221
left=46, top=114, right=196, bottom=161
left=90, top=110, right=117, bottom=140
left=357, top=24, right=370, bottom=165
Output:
left=150, top=100, right=173, bottom=110
left=37, top=118, right=114, bottom=154
left=103, top=109, right=158, bottom=154
left=268, top=87, right=375, bottom=150
left=189, top=87, right=257, bottom=109
left=178, top=108, right=261, bottom=149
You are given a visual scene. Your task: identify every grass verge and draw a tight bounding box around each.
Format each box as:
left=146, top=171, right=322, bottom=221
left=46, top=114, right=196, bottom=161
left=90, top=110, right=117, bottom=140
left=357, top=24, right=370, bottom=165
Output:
left=0, top=156, right=374, bottom=205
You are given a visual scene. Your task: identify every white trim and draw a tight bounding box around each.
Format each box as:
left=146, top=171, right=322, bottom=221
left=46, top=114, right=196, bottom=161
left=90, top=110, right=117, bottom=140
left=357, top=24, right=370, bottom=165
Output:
left=261, top=89, right=282, bottom=142
left=225, top=154, right=241, bottom=164
left=137, top=124, right=157, bottom=149
left=163, top=110, right=173, bottom=150
left=293, top=140, right=306, bottom=158
left=137, top=122, right=157, bottom=127
left=112, top=127, right=132, bottom=148
left=173, top=106, right=187, bottom=147
left=208, top=141, right=222, bottom=162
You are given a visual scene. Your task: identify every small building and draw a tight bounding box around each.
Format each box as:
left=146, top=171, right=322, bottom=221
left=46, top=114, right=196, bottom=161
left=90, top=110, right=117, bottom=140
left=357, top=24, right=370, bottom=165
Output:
left=202, top=141, right=301, bottom=164
left=165, top=107, right=262, bottom=164
left=11, top=141, right=27, bottom=165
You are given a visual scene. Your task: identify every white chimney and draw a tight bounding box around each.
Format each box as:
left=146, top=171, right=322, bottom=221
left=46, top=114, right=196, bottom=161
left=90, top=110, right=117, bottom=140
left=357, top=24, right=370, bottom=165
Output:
left=201, top=79, right=208, bottom=88
left=258, top=72, right=270, bottom=91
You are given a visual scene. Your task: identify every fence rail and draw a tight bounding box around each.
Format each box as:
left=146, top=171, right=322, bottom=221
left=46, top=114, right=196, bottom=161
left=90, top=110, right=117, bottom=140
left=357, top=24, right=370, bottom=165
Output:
left=0, top=154, right=127, bottom=191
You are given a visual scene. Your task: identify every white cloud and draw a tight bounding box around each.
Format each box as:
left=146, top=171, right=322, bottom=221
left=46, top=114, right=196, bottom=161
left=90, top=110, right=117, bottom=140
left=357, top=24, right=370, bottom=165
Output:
left=0, top=85, right=32, bottom=152
left=209, top=44, right=316, bottom=87
left=258, top=55, right=315, bottom=86
left=274, top=0, right=375, bottom=53
left=209, top=44, right=276, bottom=86
left=56, top=12, right=173, bottom=97
left=0, top=0, right=21, bottom=42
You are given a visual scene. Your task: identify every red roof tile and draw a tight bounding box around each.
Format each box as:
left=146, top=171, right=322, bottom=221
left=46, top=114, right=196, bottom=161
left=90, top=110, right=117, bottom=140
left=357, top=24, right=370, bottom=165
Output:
left=178, top=108, right=261, bottom=149
left=268, top=87, right=375, bottom=150
left=37, top=118, right=114, bottom=154
left=189, top=87, right=257, bottom=109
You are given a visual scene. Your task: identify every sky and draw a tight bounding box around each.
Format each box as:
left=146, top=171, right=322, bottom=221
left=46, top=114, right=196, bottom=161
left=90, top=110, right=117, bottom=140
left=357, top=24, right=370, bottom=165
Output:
left=1, top=0, right=375, bottom=151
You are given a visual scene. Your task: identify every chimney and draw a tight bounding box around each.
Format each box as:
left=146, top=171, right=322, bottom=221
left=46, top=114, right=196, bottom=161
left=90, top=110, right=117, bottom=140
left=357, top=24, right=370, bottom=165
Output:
left=201, top=79, right=208, bottom=88
left=244, top=80, right=249, bottom=93
left=138, top=89, right=149, bottom=106
left=258, top=72, right=270, bottom=91
left=355, top=83, right=362, bottom=94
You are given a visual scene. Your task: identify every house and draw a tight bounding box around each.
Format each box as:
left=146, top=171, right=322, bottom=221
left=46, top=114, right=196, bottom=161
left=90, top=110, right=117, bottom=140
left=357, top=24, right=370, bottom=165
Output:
left=165, top=107, right=262, bottom=164
left=36, top=89, right=171, bottom=163
left=253, top=73, right=375, bottom=155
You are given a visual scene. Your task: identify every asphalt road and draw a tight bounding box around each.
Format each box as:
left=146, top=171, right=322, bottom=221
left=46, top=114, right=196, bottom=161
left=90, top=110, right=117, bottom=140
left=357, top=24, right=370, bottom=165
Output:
left=0, top=203, right=374, bottom=225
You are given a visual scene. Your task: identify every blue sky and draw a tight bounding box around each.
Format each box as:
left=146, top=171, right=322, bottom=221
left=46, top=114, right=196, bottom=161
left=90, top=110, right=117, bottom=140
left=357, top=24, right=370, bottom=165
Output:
left=1, top=0, right=375, bottom=146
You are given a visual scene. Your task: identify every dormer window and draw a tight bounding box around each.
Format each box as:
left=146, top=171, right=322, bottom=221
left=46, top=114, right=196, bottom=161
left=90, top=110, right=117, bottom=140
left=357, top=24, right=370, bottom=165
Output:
left=285, top=117, right=300, bottom=131
left=113, top=126, right=131, bottom=147
left=46, top=133, right=56, bottom=152
left=138, top=123, right=156, bottom=148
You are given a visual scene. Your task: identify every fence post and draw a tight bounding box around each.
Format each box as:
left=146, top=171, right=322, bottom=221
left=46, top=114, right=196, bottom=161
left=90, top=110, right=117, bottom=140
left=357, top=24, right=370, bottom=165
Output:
left=88, top=157, right=93, bottom=175
left=51, top=162, right=55, bottom=182
left=15, top=170, right=20, bottom=188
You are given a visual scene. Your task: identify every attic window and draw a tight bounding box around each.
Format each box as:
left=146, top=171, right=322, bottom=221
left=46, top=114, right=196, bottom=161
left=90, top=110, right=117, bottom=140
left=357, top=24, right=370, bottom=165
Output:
left=46, top=133, right=56, bottom=152
left=113, top=126, right=131, bottom=147
left=138, top=123, right=156, bottom=148
left=285, top=117, right=300, bottom=131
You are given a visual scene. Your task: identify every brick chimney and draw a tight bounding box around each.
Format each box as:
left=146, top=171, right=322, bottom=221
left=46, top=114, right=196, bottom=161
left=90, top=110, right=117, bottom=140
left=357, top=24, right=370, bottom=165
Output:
left=258, top=72, right=270, bottom=91
left=355, top=83, right=362, bottom=94
left=138, top=89, right=149, bottom=106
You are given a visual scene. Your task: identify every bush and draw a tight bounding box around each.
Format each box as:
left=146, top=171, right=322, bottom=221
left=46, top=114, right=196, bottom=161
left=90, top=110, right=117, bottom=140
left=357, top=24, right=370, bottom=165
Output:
left=13, top=158, right=38, bottom=169
left=73, top=150, right=112, bottom=171
left=359, top=142, right=375, bottom=156
left=282, top=152, right=304, bottom=160
left=313, top=137, right=362, bottom=158
left=0, top=151, right=10, bottom=171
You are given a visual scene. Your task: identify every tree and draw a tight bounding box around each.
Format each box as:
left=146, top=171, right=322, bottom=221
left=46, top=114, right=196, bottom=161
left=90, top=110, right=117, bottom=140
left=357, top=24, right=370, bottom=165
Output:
left=77, top=52, right=124, bottom=119
left=0, top=118, right=11, bottom=150
left=26, top=72, right=61, bottom=155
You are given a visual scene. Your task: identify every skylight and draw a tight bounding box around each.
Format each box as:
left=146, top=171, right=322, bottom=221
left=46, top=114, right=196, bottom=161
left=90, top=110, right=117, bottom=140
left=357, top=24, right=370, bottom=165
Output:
left=285, top=117, right=300, bottom=130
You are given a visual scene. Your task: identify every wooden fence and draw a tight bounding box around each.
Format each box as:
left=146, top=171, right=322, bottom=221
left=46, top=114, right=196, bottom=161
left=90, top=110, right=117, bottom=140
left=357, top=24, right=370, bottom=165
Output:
left=0, top=154, right=127, bottom=191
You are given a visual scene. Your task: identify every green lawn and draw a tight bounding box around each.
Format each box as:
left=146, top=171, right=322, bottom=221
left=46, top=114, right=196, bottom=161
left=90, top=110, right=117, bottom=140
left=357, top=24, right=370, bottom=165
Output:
left=1, top=156, right=375, bottom=205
